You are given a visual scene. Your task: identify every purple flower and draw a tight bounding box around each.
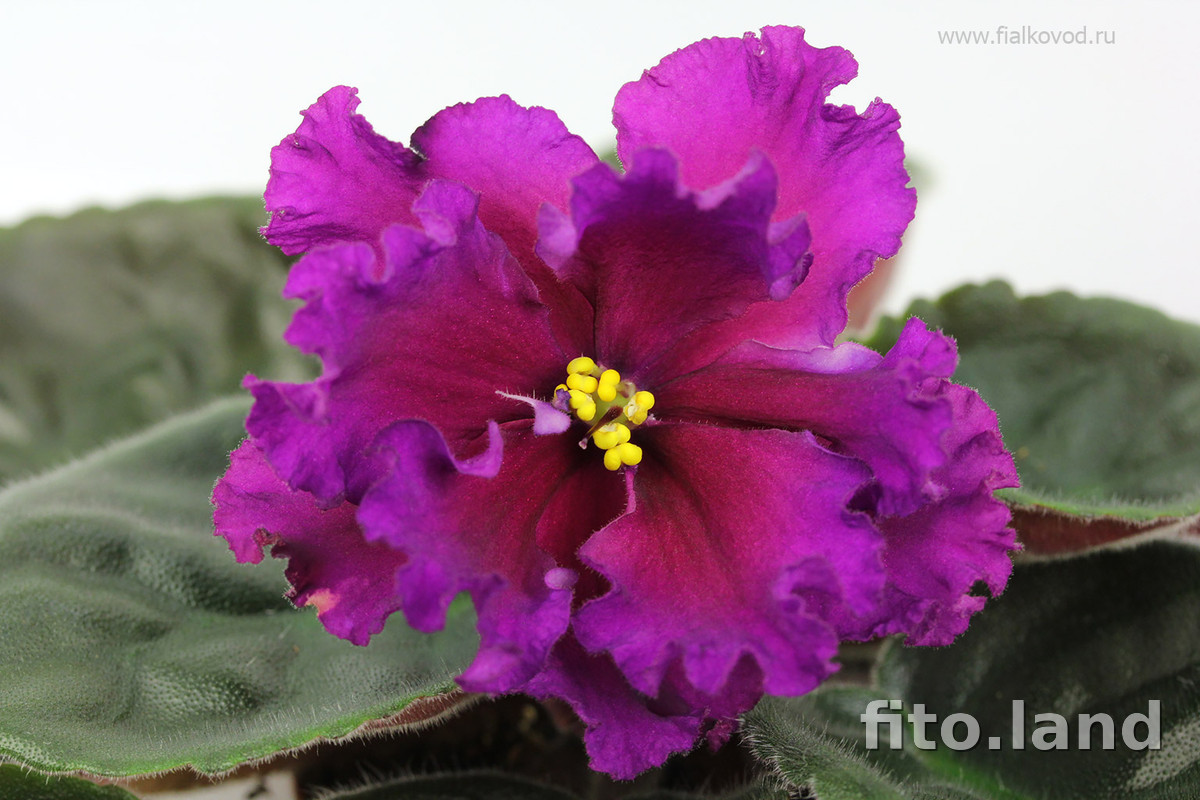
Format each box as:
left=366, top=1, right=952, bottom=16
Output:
left=212, top=26, right=1018, bottom=778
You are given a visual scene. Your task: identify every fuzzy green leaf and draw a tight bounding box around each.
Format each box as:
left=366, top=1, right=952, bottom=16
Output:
left=877, top=540, right=1200, bottom=798
left=0, top=400, right=477, bottom=777
left=748, top=542, right=1200, bottom=799
left=0, top=767, right=137, bottom=800
left=0, top=198, right=309, bottom=483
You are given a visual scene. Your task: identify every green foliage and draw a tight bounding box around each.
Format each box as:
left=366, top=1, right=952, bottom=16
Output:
left=0, top=400, right=477, bottom=777
left=746, top=542, right=1200, bottom=798
left=0, top=766, right=137, bottom=800
left=0, top=198, right=309, bottom=482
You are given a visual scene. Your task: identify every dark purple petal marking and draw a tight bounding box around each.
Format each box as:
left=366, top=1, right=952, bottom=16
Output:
left=359, top=423, right=592, bottom=693
left=659, top=319, right=959, bottom=516
left=537, top=148, right=811, bottom=383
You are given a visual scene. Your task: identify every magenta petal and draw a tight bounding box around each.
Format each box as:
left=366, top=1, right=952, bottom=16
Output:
left=657, top=654, right=764, bottom=747
left=574, top=425, right=879, bottom=703
left=537, top=148, right=811, bottom=381
left=263, top=86, right=425, bottom=256
left=212, top=440, right=405, bottom=646
left=522, top=636, right=702, bottom=780
left=413, top=97, right=601, bottom=352
left=358, top=421, right=586, bottom=693
left=858, top=383, right=1019, bottom=645
left=246, top=180, right=564, bottom=504
left=614, top=27, right=915, bottom=345
left=412, top=95, right=598, bottom=267
left=264, top=90, right=598, bottom=353
left=659, top=319, right=957, bottom=516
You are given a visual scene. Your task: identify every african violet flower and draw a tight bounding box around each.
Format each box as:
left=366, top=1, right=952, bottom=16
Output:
left=213, top=26, right=1018, bottom=777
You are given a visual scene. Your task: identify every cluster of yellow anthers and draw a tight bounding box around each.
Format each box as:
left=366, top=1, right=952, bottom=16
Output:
left=556, top=357, right=656, bottom=471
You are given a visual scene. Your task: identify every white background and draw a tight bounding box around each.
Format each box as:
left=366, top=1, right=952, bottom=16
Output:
left=4, top=0, right=1198, bottom=323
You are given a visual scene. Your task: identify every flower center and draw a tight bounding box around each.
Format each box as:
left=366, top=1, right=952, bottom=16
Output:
left=554, top=357, right=655, bottom=471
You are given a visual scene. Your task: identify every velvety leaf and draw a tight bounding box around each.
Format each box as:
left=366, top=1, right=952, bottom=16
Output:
left=748, top=544, right=1200, bottom=797
left=0, top=399, right=477, bottom=777
left=0, top=767, right=137, bottom=800
left=864, top=281, right=1200, bottom=553
left=874, top=541, right=1200, bottom=798
left=745, top=692, right=992, bottom=800
left=0, top=198, right=310, bottom=483
left=598, top=146, right=623, bottom=172
left=879, top=541, right=1200, bottom=796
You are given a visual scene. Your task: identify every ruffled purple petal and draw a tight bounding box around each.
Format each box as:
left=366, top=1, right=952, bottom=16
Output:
left=522, top=635, right=702, bottom=780
left=212, top=440, right=405, bottom=646
left=537, top=148, right=811, bottom=382
left=412, top=95, right=598, bottom=267
left=413, top=95, right=599, bottom=352
left=246, top=180, right=564, bottom=504
left=658, top=319, right=957, bottom=516
left=845, top=383, right=1020, bottom=645
left=263, top=90, right=599, bottom=354
left=614, top=26, right=915, bottom=346
left=263, top=86, right=426, bottom=256
left=357, top=421, right=613, bottom=693
left=574, top=425, right=879, bottom=705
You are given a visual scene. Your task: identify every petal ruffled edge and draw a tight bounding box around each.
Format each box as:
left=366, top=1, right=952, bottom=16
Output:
left=357, top=421, right=578, bottom=693
left=849, top=382, right=1020, bottom=645
left=247, top=180, right=563, bottom=506
left=212, top=440, right=405, bottom=646
left=263, top=86, right=425, bottom=256
left=522, top=636, right=702, bottom=780
left=614, top=26, right=915, bottom=346
left=412, top=94, right=599, bottom=268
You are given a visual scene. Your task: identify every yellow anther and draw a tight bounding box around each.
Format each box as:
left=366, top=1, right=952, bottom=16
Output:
left=623, top=390, right=655, bottom=425
left=592, top=422, right=631, bottom=451
left=567, top=356, right=597, bottom=375
left=557, top=357, right=653, bottom=468
left=603, top=442, right=643, bottom=470
left=596, top=369, right=621, bottom=401
left=618, top=442, right=643, bottom=466
left=566, top=373, right=599, bottom=393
